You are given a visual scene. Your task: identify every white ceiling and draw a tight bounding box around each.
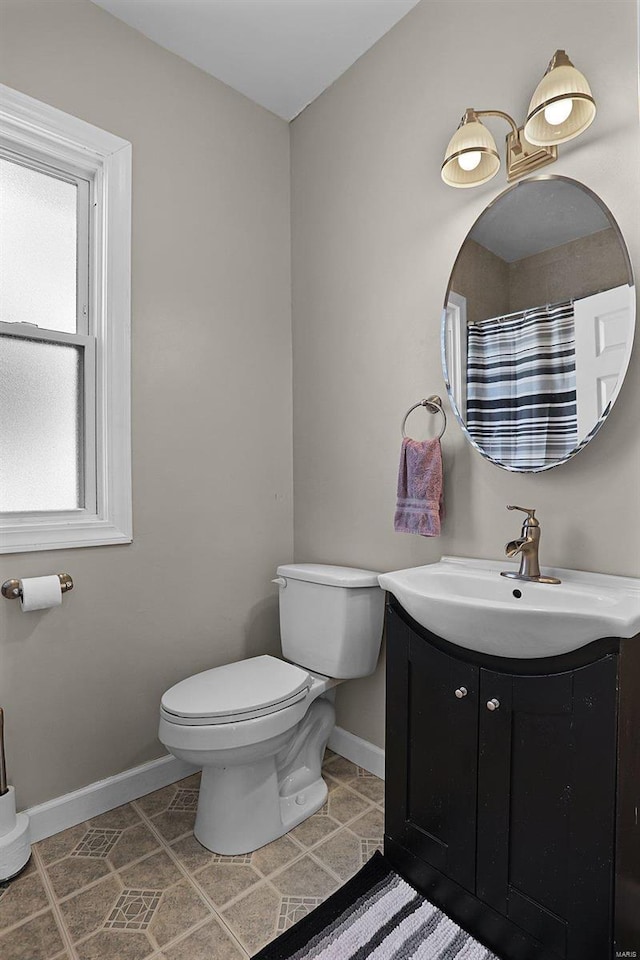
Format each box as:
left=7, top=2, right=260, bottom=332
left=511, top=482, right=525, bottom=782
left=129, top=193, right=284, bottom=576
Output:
left=90, top=0, right=420, bottom=120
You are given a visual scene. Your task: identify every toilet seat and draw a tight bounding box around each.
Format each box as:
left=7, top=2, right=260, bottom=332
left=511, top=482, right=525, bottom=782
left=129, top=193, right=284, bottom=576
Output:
left=160, top=655, right=311, bottom=726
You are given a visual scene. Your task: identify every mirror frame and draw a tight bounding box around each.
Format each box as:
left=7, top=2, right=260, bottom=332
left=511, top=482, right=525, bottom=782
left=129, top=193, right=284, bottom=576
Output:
left=441, top=175, right=635, bottom=473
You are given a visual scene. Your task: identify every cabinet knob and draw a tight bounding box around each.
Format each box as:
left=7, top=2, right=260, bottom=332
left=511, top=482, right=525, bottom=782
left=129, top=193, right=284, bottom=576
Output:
left=454, top=687, right=468, bottom=699
left=486, top=698, right=500, bottom=711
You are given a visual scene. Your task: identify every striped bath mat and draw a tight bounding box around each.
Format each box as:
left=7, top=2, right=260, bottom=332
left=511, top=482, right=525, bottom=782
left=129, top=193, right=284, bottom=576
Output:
left=254, top=852, right=498, bottom=959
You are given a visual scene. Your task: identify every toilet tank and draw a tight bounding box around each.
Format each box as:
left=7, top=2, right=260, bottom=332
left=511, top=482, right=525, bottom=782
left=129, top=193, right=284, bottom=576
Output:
left=275, top=564, right=384, bottom=679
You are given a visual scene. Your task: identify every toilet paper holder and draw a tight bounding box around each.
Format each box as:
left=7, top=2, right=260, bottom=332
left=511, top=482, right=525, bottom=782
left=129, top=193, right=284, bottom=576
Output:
left=1, top=573, right=74, bottom=600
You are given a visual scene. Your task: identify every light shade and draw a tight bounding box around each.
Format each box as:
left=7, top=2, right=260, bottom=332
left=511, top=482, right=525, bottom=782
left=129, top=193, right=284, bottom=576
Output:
left=524, top=50, right=596, bottom=146
left=441, top=110, right=500, bottom=188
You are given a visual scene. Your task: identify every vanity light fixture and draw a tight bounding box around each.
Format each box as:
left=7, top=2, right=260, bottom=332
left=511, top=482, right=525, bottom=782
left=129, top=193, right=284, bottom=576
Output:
left=441, top=50, right=596, bottom=188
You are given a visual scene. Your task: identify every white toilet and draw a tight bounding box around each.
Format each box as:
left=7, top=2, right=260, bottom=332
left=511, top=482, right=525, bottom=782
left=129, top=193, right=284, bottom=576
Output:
left=158, top=564, right=384, bottom=855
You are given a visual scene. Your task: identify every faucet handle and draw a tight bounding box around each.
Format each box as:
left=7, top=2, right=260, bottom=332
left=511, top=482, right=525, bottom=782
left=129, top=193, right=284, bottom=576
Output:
left=506, top=505, right=539, bottom=526
left=507, top=505, right=536, bottom=519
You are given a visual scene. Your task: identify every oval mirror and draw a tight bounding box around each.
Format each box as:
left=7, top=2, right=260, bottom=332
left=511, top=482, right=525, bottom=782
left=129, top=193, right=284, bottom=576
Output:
left=442, top=176, right=635, bottom=472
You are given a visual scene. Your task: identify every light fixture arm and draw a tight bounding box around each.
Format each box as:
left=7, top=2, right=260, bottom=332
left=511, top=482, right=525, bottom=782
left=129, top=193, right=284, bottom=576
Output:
left=473, top=109, right=520, bottom=139
left=472, top=110, right=523, bottom=158
left=459, top=106, right=554, bottom=173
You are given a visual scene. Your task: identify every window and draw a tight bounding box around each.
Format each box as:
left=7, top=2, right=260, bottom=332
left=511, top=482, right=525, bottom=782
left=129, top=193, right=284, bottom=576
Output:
left=0, top=85, right=132, bottom=552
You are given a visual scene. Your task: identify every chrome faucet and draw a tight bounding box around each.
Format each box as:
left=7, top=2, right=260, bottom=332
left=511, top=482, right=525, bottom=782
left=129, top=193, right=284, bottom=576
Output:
left=500, top=505, right=561, bottom=584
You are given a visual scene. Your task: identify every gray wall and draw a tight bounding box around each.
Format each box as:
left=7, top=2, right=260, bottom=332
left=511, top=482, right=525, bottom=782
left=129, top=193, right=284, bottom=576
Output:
left=452, top=228, right=629, bottom=321
left=450, top=239, right=510, bottom=324
left=509, top=228, right=629, bottom=312
left=290, top=0, right=640, bottom=748
left=0, top=0, right=293, bottom=808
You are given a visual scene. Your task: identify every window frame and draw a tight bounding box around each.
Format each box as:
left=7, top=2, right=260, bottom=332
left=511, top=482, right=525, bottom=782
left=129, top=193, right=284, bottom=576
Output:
left=0, top=84, right=132, bottom=553
left=0, top=146, right=91, bottom=335
left=0, top=322, right=97, bottom=516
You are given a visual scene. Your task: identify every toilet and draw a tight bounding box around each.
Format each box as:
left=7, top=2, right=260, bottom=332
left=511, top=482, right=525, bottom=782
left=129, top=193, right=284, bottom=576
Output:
left=158, top=564, right=384, bottom=855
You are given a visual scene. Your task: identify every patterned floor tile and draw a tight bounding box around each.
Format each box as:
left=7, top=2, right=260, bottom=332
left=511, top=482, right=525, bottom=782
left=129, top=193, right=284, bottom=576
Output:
left=107, top=823, right=161, bottom=871
left=269, top=855, right=338, bottom=899
left=150, top=809, right=196, bottom=843
left=212, top=853, right=253, bottom=865
left=104, top=889, right=162, bottom=930
left=11, top=752, right=374, bottom=960
left=251, top=835, right=301, bottom=877
left=118, top=851, right=182, bottom=891
left=323, top=754, right=359, bottom=781
left=349, top=806, right=384, bottom=840
left=41, top=817, right=160, bottom=900
left=312, top=827, right=363, bottom=880
left=170, top=830, right=299, bottom=879
left=314, top=822, right=383, bottom=880
left=289, top=808, right=341, bottom=847
left=277, top=894, right=323, bottom=932
left=0, top=863, right=50, bottom=929
left=167, top=789, right=198, bottom=813
left=326, top=784, right=371, bottom=823
left=194, top=861, right=262, bottom=909
left=88, top=805, right=141, bottom=832
left=323, top=773, right=342, bottom=793
left=177, top=771, right=201, bottom=790
left=168, top=834, right=216, bottom=874
left=161, top=918, right=245, bottom=959
left=346, top=772, right=385, bottom=804
left=361, top=837, right=383, bottom=860
left=136, top=784, right=199, bottom=841
left=45, top=854, right=112, bottom=900
left=70, top=829, right=121, bottom=859
left=222, top=882, right=282, bottom=954
left=73, top=929, right=153, bottom=960
left=36, top=824, right=90, bottom=867
left=147, top=880, right=209, bottom=947
left=59, top=875, right=122, bottom=943
left=357, top=766, right=377, bottom=778
left=135, top=786, right=177, bottom=819
left=0, top=910, right=65, bottom=960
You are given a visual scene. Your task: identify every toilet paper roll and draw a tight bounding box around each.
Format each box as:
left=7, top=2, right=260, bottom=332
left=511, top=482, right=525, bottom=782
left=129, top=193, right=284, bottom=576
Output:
left=19, top=576, right=62, bottom=612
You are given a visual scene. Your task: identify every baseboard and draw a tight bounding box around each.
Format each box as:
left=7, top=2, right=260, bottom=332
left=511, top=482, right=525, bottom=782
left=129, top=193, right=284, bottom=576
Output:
left=327, top=726, right=385, bottom=780
left=24, top=728, right=382, bottom=844
left=24, top=754, right=197, bottom=843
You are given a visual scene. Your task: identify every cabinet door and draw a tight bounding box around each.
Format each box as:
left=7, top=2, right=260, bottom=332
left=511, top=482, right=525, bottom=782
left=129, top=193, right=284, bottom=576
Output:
left=477, top=657, right=618, bottom=960
left=386, top=608, right=479, bottom=892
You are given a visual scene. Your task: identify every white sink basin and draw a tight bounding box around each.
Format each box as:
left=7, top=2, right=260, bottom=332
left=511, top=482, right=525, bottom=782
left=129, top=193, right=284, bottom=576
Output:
left=378, top=556, right=640, bottom=659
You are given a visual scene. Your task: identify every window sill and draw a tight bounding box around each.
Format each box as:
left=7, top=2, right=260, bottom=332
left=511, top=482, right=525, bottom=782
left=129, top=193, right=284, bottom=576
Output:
left=0, top=516, right=133, bottom=554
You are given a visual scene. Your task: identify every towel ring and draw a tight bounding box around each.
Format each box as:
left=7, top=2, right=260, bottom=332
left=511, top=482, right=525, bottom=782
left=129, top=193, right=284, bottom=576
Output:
left=401, top=396, right=447, bottom=440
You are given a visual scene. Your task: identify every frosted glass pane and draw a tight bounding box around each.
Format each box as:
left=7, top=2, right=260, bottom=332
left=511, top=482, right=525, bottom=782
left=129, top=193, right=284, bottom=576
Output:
left=0, top=158, right=77, bottom=333
left=0, top=335, right=82, bottom=511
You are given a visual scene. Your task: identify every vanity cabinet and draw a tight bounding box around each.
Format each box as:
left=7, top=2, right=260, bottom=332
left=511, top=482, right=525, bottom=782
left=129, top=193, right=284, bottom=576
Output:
left=384, top=597, right=640, bottom=960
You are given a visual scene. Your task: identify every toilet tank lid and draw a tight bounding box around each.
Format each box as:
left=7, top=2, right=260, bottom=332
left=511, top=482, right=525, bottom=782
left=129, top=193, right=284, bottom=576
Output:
left=276, top=563, right=381, bottom=588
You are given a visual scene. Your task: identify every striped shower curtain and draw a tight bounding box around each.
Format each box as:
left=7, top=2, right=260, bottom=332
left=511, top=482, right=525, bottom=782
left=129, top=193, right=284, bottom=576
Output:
left=466, top=301, right=578, bottom=468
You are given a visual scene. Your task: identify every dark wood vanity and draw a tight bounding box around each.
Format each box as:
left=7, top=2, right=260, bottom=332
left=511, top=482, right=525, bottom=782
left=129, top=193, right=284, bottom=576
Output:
left=384, top=594, right=640, bottom=960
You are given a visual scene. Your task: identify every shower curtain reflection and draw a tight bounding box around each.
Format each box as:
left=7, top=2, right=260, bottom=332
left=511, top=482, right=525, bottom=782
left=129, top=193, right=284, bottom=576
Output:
left=466, top=302, right=578, bottom=468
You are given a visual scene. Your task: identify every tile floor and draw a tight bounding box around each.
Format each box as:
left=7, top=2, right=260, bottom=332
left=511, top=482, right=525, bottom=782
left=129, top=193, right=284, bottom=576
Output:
left=0, top=751, right=384, bottom=960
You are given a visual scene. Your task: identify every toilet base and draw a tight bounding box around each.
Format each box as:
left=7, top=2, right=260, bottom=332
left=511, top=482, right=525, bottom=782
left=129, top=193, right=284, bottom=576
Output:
left=195, top=768, right=328, bottom=855
left=193, top=697, right=335, bottom=855
left=279, top=776, right=328, bottom=835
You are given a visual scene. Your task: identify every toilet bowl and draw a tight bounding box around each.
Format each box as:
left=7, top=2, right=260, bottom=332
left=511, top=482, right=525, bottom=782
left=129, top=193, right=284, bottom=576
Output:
left=159, top=564, right=384, bottom=855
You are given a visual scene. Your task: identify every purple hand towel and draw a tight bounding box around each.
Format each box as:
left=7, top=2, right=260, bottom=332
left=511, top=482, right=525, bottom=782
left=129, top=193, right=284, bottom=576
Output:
left=394, top=437, right=444, bottom=537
